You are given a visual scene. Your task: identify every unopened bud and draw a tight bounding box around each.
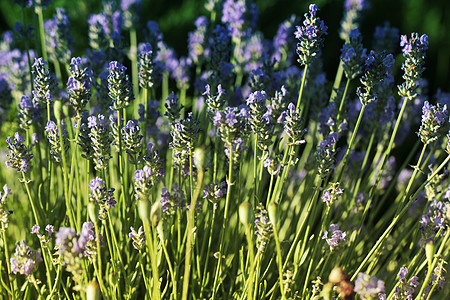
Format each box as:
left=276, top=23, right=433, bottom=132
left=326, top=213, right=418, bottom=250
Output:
left=151, top=201, right=162, bottom=228
left=425, top=238, right=435, bottom=268
left=86, top=280, right=101, bottom=300
left=239, top=202, right=254, bottom=226
left=268, top=202, right=279, bottom=226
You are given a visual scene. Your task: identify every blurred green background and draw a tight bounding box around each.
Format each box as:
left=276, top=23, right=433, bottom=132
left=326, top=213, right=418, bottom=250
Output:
left=1, top=0, right=449, bottom=95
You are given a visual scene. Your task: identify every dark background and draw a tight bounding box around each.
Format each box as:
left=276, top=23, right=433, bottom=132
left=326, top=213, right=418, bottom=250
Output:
left=1, top=0, right=449, bottom=96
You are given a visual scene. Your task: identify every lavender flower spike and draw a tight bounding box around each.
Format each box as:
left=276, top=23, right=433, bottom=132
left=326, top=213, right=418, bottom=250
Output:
left=295, top=3, right=328, bottom=65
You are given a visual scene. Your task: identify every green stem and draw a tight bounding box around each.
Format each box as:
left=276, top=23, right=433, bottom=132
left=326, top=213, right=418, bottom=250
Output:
left=416, top=229, right=450, bottom=300
left=22, top=172, right=40, bottom=225
left=200, top=204, right=217, bottom=297
left=130, top=28, right=139, bottom=99
left=212, top=145, right=234, bottom=298
left=329, top=60, right=344, bottom=103
left=335, top=77, right=351, bottom=123
left=35, top=6, right=47, bottom=61
left=138, top=252, right=151, bottom=299
left=273, top=222, right=286, bottom=299
left=159, top=234, right=176, bottom=298
left=182, top=149, right=196, bottom=300
left=350, top=153, right=450, bottom=281
left=93, top=221, right=106, bottom=296
left=335, top=103, right=366, bottom=183
left=296, top=64, right=308, bottom=110
left=2, top=231, right=15, bottom=300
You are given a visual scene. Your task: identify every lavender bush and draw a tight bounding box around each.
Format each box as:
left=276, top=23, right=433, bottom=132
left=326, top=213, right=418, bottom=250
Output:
left=0, top=0, right=450, bottom=299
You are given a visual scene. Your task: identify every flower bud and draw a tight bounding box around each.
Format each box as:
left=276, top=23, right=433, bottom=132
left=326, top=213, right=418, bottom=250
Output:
left=86, top=280, right=101, bottom=300
left=54, top=99, right=63, bottom=121
left=425, top=238, right=435, bottom=268
left=151, top=201, right=162, bottom=228
left=239, top=202, right=254, bottom=226
left=88, top=202, right=98, bottom=223
left=268, top=202, right=279, bottom=226
left=138, top=200, right=150, bottom=223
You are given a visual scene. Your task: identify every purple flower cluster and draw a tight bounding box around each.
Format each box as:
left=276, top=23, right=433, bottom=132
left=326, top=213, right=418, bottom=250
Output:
left=188, top=16, right=209, bottom=65
left=322, top=224, right=346, bottom=251
left=340, top=29, right=366, bottom=80
left=420, top=199, right=447, bottom=239
left=418, top=101, right=449, bottom=145
left=122, top=119, right=144, bottom=164
left=129, top=226, right=145, bottom=251
left=32, top=57, right=57, bottom=107
left=315, top=132, right=338, bottom=178
left=339, top=0, right=366, bottom=41
left=398, top=33, right=428, bottom=99
left=204, top=84, right=227, bottom=119
left=321, top=182, right=344, bottom=207
left=295, top=4, right=328, bottom=65
left=272, top=15, right=298, bottom=68
left=134, top=165, right=153, bottom=202
left=88, top=177, right=116, bottom=221
left=284, top=103, right=307, bottom=146
left=10, top=240, right=42, bottom=277
left=354, top=272, right=385, bottom=300
left=138, top=42, right=154, bottom=89
left=357, top=51, right=394, bottom=105
left=142, top=142, right=165, bottom=182
left=44, top=8, right=73, bottom=62
left=203, top=181, right=227, bottom=204
left=372, top=22, right=399, bottom=53
left=5, top=132, right=33, bottom=173
left=221, top=0, right=258, bottom=40
left=67, top=57, right=94, bottom=117
left=0, top=184, right=13, bottom=230
left=169, top=113, right=200, bottom=166
left=88, top=114, right=112, bottom=172
left=213, top=106, right=249, bottom=148
left=254, top=204, right=273, bottom=253
left=45, top=120, right=69, bottom=163
left=108, top=61, right=134, bottom=110
left=160, top=185, right=185, bottom=216
left=393, top=267, right=420, bottom=300
left=55, top=222, right=102, bottom=282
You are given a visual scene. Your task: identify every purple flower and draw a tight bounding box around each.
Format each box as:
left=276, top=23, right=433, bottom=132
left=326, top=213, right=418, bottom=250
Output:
left=31, top=224, right=40, bottom=235
left=129, top=226, right=145, bottom=251
left=10, top=240, right=40, bottom=276
left=45, top=224, right=55, bottom=236
left=322, top=224, right=346, bottom=250
left=354, top=272, right=385, bottom=299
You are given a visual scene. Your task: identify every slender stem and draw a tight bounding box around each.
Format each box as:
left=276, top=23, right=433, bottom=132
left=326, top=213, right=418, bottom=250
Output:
left=22, top=7, right=34, bottom=93
left=138, top=252, right=151, bottom=299
left=336, top=77, right=351, bottom=123
left=212, top=145, right=234, bottom=298
left=22, top=172, right=40, bottom=226
left=253, top=135, right=258, bottom=206
left=36, top=6, right=47, bottom=61
left=335, top=103, right=366, bottom=183
left=329, top=60, right=344, bottom=103
left=93, top=221, right=106, bottom=296
left=296, top=64, right=308, bottom=110
left=2, top=231, right=15, bottom=300
left=416, top=229, right=450, bottom=300
left=200, top=204, right=216, bottom=297
left=160, top=234, right=176, bottom=298
left=129, top=28, right=139, bottom=97
left=350, top=153, right=450, bottom=281
left=67, top=119, right=81, bottom=229
left=273, top=222, right=286, bottom=299
left=182, top=149, right=196, bottom=300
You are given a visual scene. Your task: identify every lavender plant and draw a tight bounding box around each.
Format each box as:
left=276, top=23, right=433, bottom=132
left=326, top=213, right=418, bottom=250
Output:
left=1, top=2, right=450, bottom=300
